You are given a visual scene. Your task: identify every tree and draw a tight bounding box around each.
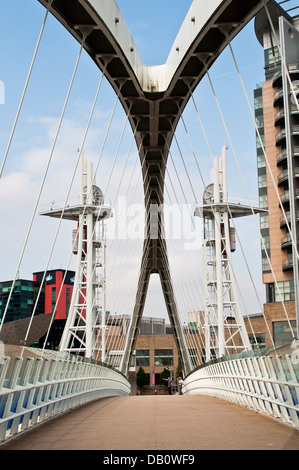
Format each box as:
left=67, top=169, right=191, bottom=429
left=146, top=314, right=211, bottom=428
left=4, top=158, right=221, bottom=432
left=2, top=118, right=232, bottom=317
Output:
left=136, top=367, right=148, bottom=388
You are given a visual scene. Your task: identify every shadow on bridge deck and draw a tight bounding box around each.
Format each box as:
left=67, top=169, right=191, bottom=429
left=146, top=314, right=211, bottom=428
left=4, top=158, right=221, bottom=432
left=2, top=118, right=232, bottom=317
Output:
left=1, top=395, right=299, bottom=451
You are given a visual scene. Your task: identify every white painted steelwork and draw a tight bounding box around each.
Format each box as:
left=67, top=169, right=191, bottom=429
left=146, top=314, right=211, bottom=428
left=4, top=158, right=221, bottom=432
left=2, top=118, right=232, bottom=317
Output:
left=37, top=0, right=271, bottom=377
left=183, top=344, right=299, bottom=430
left=41, top=156, right=112, bottom=360
left=0, top=348, right=130, bottom=443
left=195, top=146, right=265, bottom=360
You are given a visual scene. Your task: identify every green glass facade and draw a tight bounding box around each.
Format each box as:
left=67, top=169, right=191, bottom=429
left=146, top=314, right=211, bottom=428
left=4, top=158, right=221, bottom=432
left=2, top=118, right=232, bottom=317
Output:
left=0, top=279, right=44, bottom=324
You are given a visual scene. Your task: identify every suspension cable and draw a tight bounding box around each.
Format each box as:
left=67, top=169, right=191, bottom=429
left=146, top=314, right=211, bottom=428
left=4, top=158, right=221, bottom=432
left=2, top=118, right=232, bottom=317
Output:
left=228, top=38, right=299, bottom=264
left=187, top=82, right=275, bottom=347
left=54, top=92, right=121, bottom=356
left=0, top=0, right=53, bottom=179
left=226, top=34, right=297, bottom=340
left=31, top=70, right=106, bottom=354
left=0, top=42, right=84, bottom=334
left=204, top=61, right=296, bottom=341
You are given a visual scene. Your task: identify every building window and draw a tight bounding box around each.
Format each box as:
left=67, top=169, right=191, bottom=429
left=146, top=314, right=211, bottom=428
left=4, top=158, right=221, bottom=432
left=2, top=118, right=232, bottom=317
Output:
left=136, top=350, right=150, bottom=367
left=262, top=235, right=270, bottom=250
left=262, top=256, right=271, bottom=272
left=154, top=349, right=173, bottom=367
left=264, top=46, right=280, bottom=68
left=257, top=154, right=266, bottom=169
left=258, top=173, right=267, bottom=188
left=188, top=348, right=197, bottom=367
left=256, top=132, right=265, bottom=150
left=254, top=92, right=263, bottom=111
left=51, top=287, right=56, bottom=312
left=274, top=280, right=295, bottom=302
left=249, top=334, right=266, bottom=349
left=139, top=317, right=165, bottom=335
left=259, top=194, right=268, bottom=209
left=66, top=288, right=71, bottom=315
left=255, top=114, right=264, bottom=129
left=273, top=320, right=296, bottom=347
left=260, top=214, right=269, bottom=229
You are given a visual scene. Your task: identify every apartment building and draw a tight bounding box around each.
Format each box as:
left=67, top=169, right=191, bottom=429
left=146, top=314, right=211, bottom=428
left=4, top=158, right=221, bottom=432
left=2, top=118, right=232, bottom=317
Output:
left=254, top=2, right=299, bottom=338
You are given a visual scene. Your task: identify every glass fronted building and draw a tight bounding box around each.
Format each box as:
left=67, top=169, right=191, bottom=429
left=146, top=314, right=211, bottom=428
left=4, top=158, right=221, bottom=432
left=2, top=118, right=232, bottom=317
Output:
left=0, top=279, right=44, bottom=324
left=0, top=269, right=75, bottom=349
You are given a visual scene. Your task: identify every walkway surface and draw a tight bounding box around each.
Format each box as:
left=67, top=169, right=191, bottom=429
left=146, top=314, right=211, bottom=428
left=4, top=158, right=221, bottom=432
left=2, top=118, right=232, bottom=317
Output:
left=1, top=395, right=299, bottom=451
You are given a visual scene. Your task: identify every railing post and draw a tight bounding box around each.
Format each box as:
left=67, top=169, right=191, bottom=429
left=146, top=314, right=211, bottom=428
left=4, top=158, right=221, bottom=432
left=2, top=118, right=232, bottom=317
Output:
left=276, top=355, right=298, bottom=426
left=0, top=357, right=23, bottom=441
left=21, top=357, right=42, bottom=430
left=10, top=357, right=35, bottom=436
left=0, top=349, right=131, bottom=444
left=0, top=356, right=10, bottom=391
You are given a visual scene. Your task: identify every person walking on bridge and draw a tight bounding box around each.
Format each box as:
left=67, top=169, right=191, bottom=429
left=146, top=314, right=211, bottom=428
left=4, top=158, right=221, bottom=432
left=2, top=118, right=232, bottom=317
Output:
left=164, top=376, right=173, bottom=395
left=177, top=377, right=183, bottom=395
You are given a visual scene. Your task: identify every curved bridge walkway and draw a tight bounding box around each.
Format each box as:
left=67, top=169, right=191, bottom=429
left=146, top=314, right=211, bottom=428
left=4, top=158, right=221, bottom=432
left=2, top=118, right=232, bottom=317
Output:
left=1, top=395, right=299, bottom=451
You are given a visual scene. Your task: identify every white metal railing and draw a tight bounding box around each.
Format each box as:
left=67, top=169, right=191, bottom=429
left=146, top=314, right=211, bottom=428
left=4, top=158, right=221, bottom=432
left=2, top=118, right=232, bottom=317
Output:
left=183, top=342, right=299, bottom=430
left=0, top=347, right=131, bottom=443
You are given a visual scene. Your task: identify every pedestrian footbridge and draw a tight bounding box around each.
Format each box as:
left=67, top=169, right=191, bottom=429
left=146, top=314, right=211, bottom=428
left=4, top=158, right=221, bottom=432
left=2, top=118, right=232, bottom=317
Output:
left=1, top=0, right=299, bottom=452
left=1, top=394, right=299, bottom=451
left=0, top=343, right=299, bottom=450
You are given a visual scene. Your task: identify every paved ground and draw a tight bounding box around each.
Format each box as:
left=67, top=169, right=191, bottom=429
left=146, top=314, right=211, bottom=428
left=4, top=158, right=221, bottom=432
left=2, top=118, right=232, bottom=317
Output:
left=1, top=395, right=299, bottom=451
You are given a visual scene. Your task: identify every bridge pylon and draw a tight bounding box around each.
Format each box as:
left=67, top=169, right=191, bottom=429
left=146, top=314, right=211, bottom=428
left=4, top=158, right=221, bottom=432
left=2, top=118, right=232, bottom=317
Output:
left=37, top=0, right=272, bottom=375
left=195, top=145, right=266, bottom=361
left=41, top=154, right=112, bottom=360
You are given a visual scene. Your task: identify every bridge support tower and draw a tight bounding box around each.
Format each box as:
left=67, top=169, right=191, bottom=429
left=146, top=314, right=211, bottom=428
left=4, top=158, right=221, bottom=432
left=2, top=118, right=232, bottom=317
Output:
left=195, top=146, right=265, bottom=361
left=41, top=155, right=112, bottom=360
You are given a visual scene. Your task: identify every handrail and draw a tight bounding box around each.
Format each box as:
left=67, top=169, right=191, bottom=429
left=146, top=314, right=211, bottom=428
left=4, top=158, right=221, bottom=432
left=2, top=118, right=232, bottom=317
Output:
left=0, top=348, right=131, bottom=443
left=184, top=343, right=299, bottom=429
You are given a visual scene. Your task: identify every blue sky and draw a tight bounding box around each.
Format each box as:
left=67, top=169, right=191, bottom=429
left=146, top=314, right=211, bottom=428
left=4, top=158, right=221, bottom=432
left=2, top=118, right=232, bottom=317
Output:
left=0, top=0, right=298, bottom=321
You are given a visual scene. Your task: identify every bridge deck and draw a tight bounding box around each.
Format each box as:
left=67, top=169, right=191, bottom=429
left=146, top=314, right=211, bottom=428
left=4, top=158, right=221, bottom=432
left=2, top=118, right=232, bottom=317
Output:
left=1, top=395, right=299, bottom=451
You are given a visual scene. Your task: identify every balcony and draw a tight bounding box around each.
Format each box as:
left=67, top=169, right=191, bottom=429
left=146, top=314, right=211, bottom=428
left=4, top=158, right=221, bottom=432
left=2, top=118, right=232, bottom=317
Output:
left=280, top=190, right=290, bottom=205
left=291, top=104, right=299, bottom=118
left=280, top=188, right=299, bottom=205
left=273, top=64, right=299, bottom=88
left=274, top=105, right=299, bottom=126
left=282, top=257, right=293, bottom=271
left=278, top=169, right=289, bottom=186
left=277, top=147, right=299, bottom=166
left=273, top=70, right=283, bottom=88
left=281, top=234, right=292, bottom=249
left=277, top=149, right=287, bottom=165
left=280, top=212, right=291, bottom=227
left=274, top=108, right=285, bottom=126
left=276, top=126, right=299, bottom=146
left=273, top=88, right=284, bottom=106
left=273, top=79, right=299, bottom=107
left=289, top=64, right=299, bottom=73
left=280, top=207, right=299, bottom=228
left=276, top=128, right=287, bottom=146
left=292, top=125, right=299, bottom=137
